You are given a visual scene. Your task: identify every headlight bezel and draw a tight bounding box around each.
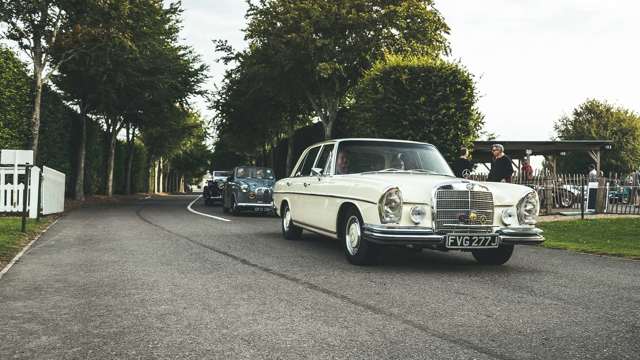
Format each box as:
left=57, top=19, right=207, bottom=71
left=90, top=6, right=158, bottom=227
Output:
left=378, top=187, right=403, bottom=224
left=517, top=191, right=540, bottom=225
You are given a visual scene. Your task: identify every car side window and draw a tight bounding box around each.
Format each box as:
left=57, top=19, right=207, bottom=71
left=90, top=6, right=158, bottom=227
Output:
left=315, top=144, right=335, bottom=175
left=296, top=146, right=320, bottom=177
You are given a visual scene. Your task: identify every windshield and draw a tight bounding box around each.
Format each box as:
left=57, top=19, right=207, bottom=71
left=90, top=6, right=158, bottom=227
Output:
left=213, top=171, right=231, bottom=177
left=235, top=167, right=275, bottom=180
left=335, top=141, right=454, bottom=176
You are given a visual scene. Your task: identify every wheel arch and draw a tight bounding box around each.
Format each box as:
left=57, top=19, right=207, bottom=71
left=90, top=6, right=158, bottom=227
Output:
left=336, top=201, right=364, bottom=239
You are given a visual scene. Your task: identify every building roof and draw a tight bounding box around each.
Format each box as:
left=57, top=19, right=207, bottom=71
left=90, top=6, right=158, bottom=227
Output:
left=471, top=140, right=613, bottom=162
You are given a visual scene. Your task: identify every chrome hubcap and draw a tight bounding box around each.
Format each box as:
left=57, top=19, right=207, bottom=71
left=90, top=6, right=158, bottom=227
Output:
left=345, top=216, right=361, bottom=256
left=283, top=208, right=291, bottom=231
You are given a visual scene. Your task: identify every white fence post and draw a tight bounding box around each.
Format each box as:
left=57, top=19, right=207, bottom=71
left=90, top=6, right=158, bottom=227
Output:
left=29, top=167, right=41, bottom=218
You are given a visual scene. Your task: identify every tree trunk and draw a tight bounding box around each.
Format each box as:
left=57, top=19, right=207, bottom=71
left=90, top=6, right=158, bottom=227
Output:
left=262, top=143, right=268, bottom=167
left=31, top=61, right=44, bottom=162
left=164, top=162, right=170, bottom=193
left=74, top=102, right=87, bottom=201
left=158, top=157, right=163, bottom=193
left=105, top=123, right=118, bottom=197
left=147, top=158, right=155, bottom=194
left=124, top=126, right=136, bottom=195
left=306, top=91, right=338, bottom=140
left=286, top=119, right=295, bottom=175
left=323, top=119, right=334, bottom=140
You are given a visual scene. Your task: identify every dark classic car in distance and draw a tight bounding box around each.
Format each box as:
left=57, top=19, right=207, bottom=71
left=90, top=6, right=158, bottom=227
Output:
left=222, top=166, right=276, bottom=215
left=203, top=170, right=232, bottom=206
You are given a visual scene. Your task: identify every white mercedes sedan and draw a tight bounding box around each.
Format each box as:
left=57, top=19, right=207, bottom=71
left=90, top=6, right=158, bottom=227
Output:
left=273, top=139, right=543, bottom=265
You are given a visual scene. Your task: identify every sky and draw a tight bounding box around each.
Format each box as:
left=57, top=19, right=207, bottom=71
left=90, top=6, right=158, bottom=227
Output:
left=174, top=1, right=640, bottom=140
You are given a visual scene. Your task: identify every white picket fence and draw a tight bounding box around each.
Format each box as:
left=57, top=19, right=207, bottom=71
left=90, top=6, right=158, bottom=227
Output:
left=0, top=165, right=65, bottom=218
left=41, top=166, right=65, bottom=215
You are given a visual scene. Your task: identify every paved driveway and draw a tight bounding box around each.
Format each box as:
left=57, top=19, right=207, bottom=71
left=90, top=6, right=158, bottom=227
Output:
left=1, top=195, right=638, bottom=359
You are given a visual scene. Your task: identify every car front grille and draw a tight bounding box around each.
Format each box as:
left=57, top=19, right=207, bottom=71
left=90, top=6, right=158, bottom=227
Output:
left=256, top=188, right=273, bottom=203
left=434, top=189, right=494, bottom=233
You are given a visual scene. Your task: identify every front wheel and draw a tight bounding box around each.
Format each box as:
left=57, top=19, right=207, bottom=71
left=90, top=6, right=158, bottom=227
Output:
left=471, top=245, right=514, bottom=265
left=231, top=195, right=240, bottom=216
left=342, top=209, right=378, bottom=265
left=281, top=203, right=302, bottom=240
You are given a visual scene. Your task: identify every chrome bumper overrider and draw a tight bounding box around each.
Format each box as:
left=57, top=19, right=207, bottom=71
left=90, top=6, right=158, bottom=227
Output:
left=363, top=225, right=544, bottom=247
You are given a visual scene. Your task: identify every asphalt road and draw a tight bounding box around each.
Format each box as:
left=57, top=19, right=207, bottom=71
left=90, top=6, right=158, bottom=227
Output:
left=1, top=195, right=638, bottom=359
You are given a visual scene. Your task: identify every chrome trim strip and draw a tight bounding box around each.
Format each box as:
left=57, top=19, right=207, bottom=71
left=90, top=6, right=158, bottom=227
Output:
left=272, top=191, right=377, bottom=205
left=237, top=202, right=274, bottom=207
left=293, top=220, right=337, bottom=235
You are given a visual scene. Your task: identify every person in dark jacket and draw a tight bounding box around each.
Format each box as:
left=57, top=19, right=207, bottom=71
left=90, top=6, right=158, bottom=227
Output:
left=452, top=147, right=474, bottom=178
left=488, top=144, right=513, bottom=182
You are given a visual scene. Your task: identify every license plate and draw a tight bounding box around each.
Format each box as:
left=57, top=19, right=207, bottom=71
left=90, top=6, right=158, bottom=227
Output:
left=254, top=207, right=269, bottom=212
left=446, top=234, right=498, bottom=249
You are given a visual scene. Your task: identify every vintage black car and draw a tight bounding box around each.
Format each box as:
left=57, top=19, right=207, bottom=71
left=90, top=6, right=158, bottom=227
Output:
left=222, top=166, right=275, bottom=215
left=203, top=170, right=232, bottom=206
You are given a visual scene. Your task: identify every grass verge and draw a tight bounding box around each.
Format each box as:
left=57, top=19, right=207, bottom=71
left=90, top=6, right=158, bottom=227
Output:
left=0, top=216, right=56, bottom=270
left=539, top=218, right=640, bottom=259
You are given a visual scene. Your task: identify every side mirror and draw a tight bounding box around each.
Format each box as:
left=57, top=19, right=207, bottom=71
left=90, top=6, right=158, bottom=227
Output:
left=311, top=167, right=323, bottom=177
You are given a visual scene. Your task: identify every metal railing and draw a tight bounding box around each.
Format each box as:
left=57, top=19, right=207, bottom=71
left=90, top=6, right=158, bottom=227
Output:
left=469, top=170, right=640, bottom=216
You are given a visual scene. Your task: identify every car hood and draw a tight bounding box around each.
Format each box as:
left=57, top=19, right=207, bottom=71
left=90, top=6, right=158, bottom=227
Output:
left=341, top=173, right=534, bottom=206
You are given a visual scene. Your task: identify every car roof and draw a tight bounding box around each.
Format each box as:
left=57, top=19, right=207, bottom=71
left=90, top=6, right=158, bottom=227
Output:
left=307, top=138, right=434, bottom=148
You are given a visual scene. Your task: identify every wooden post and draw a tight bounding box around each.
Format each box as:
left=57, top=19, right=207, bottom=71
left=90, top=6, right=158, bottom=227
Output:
left=595, top=176, right=607, bottom=213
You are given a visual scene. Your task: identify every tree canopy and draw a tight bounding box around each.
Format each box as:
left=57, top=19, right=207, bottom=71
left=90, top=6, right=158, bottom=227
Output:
left=554, top=99, right=640, bottom=174
left=244, top=0, right=450, bottom=139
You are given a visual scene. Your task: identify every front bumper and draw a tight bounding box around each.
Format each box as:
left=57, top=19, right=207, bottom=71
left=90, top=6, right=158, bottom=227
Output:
left=236, top=202, right=275, bottom=211
left=363, top=225, right=544, bottom=247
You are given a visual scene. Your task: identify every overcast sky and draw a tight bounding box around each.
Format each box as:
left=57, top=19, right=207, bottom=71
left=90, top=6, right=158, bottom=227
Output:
left=181, top=0, right=640, bottom=141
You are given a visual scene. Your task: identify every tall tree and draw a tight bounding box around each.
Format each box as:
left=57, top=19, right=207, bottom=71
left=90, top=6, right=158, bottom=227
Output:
left=0, top=0, right=77, bottom=161
left=245, top=0, right=450, bottom=139
left=554, top=99, right=640, bottom=174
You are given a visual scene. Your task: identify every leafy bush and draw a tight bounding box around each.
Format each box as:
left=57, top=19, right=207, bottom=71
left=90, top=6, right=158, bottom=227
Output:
left=348, top=54, right=483, bottom=162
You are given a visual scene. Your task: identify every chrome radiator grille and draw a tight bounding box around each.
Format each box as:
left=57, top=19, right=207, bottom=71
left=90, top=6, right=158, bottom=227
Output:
left=256, top=188, right=273, bottom=203
left=434, top=189, right=494, bottom=233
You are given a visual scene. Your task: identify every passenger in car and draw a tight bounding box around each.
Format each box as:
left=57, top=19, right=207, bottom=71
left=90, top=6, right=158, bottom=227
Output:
left=336, top=151, right=349, bottom=174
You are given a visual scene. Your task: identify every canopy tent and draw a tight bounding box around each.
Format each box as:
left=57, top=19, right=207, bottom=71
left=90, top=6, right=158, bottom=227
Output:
left=471, top=140, right=613, bottom=175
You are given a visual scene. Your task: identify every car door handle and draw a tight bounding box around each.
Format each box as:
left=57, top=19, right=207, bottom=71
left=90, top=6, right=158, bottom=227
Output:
left=286, top=181, right=291, bottom=187
left=303, top=182, right=310, bottom=187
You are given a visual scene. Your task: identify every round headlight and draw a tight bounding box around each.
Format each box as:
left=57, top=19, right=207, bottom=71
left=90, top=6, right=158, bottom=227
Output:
left=501, top=208, right=516, bottom=226
left=410, top=206, right=427, bottom=224
left=378, top=187, right=403, bottom=224
left=517, top=191, right=540, bottom=225
left=218, top=182, right=225, bottom=189
left=241, top=184, right=249, bottom=192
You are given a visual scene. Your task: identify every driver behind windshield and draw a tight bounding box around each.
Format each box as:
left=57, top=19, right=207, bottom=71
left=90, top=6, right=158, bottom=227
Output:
left=391, top=153, right=405, bottom=170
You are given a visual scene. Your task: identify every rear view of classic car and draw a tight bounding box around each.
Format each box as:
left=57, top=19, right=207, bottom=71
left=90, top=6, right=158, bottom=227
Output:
left=223, top=166, right=275, bottom=215
left=203, top=170, right=231, bottom=206
left=273, top=138, right=544, bottom=266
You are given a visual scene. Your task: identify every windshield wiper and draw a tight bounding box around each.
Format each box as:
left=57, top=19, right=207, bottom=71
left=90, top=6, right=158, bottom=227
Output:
left=408, top=169, right=454, bottom=176
left=361, top=168, right=405, bottom=174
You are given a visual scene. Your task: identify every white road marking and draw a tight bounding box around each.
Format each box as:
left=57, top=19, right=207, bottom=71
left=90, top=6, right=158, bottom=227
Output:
left=187, top=195, right=231, bottom=222
left=0, top=218, right=60, bottom=280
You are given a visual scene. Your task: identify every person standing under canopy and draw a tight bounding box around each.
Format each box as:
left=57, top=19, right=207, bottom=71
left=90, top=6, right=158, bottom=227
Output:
left=488, top=144, right=513, bottom=182
left=452, top=147, right=474, bottom=178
